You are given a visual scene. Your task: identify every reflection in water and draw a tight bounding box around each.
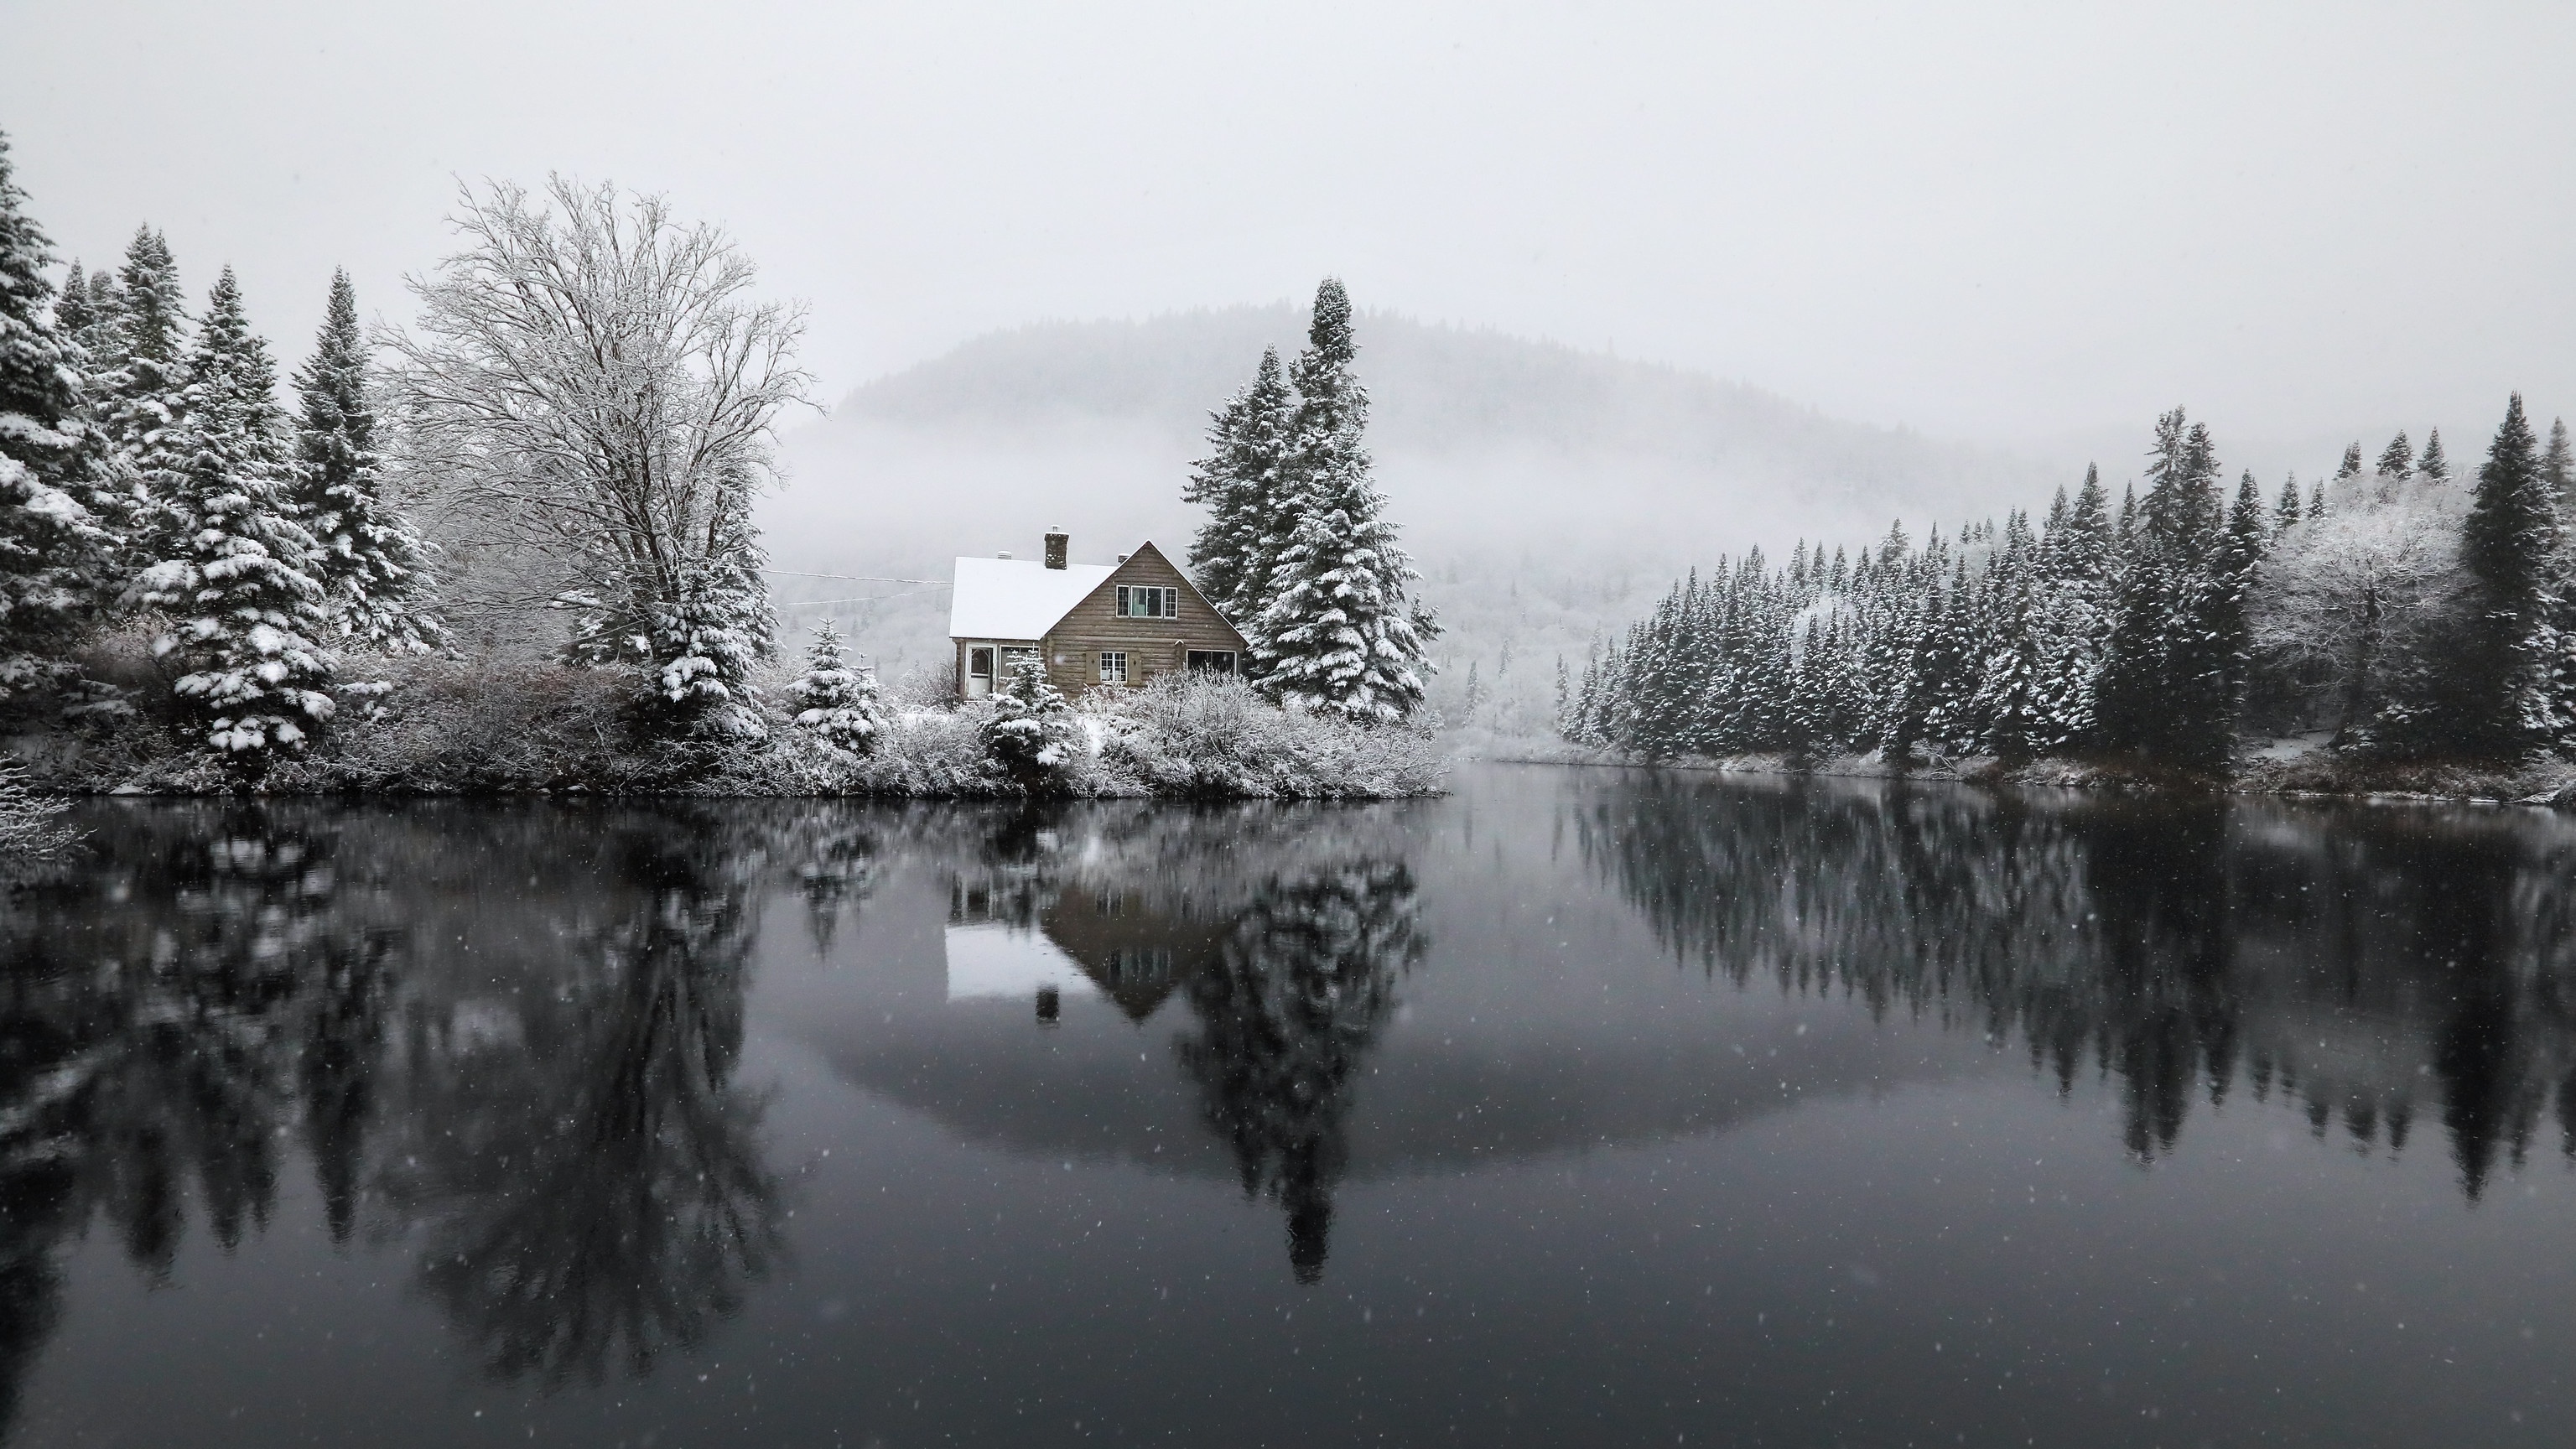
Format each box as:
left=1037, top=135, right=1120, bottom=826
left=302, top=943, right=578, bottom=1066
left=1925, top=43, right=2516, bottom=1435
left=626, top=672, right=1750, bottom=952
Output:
left=369, top=817, right=783, bottom=1388
left=948, top=805, right=1426, bottom=1280
left=1177, top=860, right=1421, bottom=1282
left=1581, top=774, right=2576, bottom=1192
left=0, top=804, right=795, bottom=1427
left=7, top=779, right=2576, bottom=1444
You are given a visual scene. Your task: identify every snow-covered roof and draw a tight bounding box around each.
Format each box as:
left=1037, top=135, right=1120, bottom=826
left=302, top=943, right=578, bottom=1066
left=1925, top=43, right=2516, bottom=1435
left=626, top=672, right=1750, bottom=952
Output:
left=948, top=556, right=1116, bottom=640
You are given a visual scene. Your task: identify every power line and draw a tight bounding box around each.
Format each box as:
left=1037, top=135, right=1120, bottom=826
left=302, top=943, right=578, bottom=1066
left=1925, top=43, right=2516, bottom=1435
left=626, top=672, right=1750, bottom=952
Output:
left=761, top=569, right=950, bottom=585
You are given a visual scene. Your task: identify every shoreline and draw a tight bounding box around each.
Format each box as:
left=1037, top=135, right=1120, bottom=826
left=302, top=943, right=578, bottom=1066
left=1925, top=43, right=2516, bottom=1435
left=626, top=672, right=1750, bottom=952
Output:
left=1467, top=735, right=2576, bottom=808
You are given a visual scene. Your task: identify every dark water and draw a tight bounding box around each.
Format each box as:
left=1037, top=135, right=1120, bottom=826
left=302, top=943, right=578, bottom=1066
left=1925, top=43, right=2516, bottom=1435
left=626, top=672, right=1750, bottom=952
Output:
left=3, top=767, right=2572, bottom=1448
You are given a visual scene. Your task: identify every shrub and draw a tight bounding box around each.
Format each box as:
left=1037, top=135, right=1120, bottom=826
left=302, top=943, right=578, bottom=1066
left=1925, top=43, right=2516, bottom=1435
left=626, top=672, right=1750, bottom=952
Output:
left=979, top=659, right=1081, bottom=792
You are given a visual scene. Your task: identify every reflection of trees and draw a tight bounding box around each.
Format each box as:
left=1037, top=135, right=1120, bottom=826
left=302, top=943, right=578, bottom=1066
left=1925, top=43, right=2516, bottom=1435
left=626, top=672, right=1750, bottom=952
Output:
left=0, top=804, right=392, bottom=1437
left=1579, top=773, right=2576, bottom=1192
left=1178, top=860, right=1423, bottom=1284
left=369, top=815, right=783, bottom=1389
left=0, top=801, right=822, bottom=1426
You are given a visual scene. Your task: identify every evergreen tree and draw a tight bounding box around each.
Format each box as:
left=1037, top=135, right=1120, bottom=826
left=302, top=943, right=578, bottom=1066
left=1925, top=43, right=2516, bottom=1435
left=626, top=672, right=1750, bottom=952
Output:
left=2442, top=394, right=2556, bottom=754
left=2543, top=418, right=2573, bottom=514
left=132, top=267, right=335, bottom=771
left=2274, top=474, right=2303, bottom=531
left=2335, top=441, right=2364, bottom=480
left=288, top=269, right=443, bottom=652
left=2308, top=476, right=2327, bottom=519
left=2376, top=431, right=2414, bottom=478
left=96, top=226, right=191, bottom=545
left=979, top=657, right=1078, bottom=791
left=1254, top=280, right=1433, bottom=723
left=1182, top=345, right=1291, bottom=621
left=0, top=129, right=112, bottom=700
left=786, top=620, right=885, bottom=756
left=2419, top=428, right=2449, bottom=483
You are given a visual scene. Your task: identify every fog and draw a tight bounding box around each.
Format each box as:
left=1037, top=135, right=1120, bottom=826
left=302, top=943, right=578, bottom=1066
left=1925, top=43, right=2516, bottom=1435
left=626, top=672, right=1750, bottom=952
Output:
left=11, top=1, right=2573, bottom=719
left=9, top=1, right=2571, bottom=449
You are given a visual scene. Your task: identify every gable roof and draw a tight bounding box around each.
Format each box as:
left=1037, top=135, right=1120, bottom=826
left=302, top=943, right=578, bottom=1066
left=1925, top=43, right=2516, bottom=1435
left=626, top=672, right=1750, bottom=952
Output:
left=948, top=556, right=1116, bottom=640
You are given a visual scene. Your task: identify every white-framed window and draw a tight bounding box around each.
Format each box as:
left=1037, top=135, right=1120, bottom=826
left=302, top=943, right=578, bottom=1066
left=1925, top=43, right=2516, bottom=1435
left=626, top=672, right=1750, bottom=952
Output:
left=1098, top=651, right=1129, bottom=684
left=1116, top=585, right=1178, bottom=618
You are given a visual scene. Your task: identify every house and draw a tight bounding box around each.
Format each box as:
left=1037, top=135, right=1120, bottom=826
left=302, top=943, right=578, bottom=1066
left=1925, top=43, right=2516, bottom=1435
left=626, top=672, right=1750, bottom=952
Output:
left=948, top=530, right=1249, bottom=699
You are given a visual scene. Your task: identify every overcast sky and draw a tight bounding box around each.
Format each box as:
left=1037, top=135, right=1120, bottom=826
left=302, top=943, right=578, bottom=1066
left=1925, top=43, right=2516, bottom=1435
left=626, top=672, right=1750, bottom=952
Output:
left=8, top=0, right=2571, bottom=456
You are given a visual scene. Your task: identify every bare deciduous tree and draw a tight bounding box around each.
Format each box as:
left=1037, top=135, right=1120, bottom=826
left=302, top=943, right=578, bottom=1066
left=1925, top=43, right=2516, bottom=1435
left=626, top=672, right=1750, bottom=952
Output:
left=382, top=177, right=812, bottom=736
left=2251, top=472, right=2467, bottom=739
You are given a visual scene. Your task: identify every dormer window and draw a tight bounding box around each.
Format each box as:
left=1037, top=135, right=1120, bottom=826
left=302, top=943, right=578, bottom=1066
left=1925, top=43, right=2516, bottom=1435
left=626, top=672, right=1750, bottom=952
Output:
left=1116, top=585, right=1178, bottom=619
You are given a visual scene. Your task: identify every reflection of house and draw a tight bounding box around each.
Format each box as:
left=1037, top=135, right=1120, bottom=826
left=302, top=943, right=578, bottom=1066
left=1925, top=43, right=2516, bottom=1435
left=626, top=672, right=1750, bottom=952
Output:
left=946, top=874, right=1224, bottom=1023
left=948, top=531, right=1247, bottom=699
left=1039, top=889, right=1228, bottom=1021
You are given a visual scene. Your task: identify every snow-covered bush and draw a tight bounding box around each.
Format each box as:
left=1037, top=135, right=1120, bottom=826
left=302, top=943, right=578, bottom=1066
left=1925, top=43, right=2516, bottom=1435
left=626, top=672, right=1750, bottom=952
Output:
left=785, top=622, right=885, bottom=756
left=1092, top=673, right=1446, bottom=797
left=979, top=659, right=1081, bottom=792
left=0, top=754, right=74, bottom=860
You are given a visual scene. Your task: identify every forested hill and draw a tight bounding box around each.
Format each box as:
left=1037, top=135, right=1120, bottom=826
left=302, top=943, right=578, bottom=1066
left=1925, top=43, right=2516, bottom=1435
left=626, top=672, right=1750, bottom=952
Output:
left=773, top=306, right=2064, bottom=571
left=763, top=305, right=2070, bottom=722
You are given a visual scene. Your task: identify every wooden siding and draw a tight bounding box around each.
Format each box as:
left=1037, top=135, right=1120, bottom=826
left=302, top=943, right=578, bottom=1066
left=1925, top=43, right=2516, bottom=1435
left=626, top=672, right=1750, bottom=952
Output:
left=952, top=542, right=1248, bottom=697
left=1041, top=543, right=1247, bottom=695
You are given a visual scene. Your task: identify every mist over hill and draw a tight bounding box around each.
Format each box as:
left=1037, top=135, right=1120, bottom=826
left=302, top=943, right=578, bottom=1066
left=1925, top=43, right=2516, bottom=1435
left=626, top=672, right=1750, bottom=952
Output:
left=760, top=305, right=2075, bottom=722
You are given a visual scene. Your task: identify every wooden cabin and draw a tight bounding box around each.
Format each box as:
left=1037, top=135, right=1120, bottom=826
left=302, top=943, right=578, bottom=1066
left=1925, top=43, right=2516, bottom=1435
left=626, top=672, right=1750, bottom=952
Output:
left=948, top=530, right=1249, bottom=699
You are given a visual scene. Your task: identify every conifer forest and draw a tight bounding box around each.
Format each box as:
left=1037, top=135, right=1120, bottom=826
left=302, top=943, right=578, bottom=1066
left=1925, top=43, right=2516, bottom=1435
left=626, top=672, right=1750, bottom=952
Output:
left=1568, top=402, right=2576, bottom=781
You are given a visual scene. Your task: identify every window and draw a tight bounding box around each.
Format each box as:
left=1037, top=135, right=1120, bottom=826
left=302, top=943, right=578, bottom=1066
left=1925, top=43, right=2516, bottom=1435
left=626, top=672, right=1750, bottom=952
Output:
left=1186, top=649, right=1237, bottom=675
left=999, top=647, right=1038, bottom=676
left=1116, top=585, right=1177, bottom=618
left=968, top=647, right=995, bottom=679
left=1098, top=651, right=1129, bottom=684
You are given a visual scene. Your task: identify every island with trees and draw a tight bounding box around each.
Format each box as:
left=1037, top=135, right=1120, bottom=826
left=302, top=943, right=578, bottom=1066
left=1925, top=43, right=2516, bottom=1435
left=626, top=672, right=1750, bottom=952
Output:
left=0, top=132, right=1441, bottom=805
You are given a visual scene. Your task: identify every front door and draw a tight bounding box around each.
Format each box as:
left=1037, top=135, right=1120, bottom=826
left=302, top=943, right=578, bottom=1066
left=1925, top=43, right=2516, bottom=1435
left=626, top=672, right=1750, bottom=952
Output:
left=966, top=646, right=995, bottom=697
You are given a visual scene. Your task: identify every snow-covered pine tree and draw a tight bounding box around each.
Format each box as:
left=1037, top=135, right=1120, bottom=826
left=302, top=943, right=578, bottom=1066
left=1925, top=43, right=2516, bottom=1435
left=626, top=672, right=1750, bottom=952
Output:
left=2439, top=393, right=2557, bottom=754
left=2376, top=431, right=2414, bottom=479
left=98, top=226, right=190, bottom=539
left=289, top=269, right=444, bottom=653
left=0, top=128, right=112, bottom=701
left=2098, top=409, right=2234, bottom=768
left=2418, top=428, right=2449, bottom=483
left=2275, top=474, right=2303, bottom=531
left=1254, top=279, right=1433, bottom=724
left=1182, top=345, right=1292, bottom=623
left=979, top=656, right=1078, bottom=791
left=2543, top=418, right=2573, bottom=514
left=2308, top=476, right=2327, bottom=519
left=787, top=620, right=886, bottom=756
left=2335, top=441, right=2365, bottom=480
left=133, top=267, right=335, bottom=771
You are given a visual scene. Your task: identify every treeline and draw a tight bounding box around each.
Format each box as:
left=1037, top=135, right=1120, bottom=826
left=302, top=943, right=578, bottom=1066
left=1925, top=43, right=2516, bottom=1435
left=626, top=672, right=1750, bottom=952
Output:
left=0, top=131, right=845, bottom=787
left=1566, top=402, right=2576, bottom=771
left=0, top=135, right=442, bottom=766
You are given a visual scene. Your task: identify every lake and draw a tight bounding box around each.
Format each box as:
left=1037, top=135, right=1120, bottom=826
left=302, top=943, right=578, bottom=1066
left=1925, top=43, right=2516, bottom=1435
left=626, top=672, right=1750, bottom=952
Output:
left=3, top=766, right=2571, bottom=1447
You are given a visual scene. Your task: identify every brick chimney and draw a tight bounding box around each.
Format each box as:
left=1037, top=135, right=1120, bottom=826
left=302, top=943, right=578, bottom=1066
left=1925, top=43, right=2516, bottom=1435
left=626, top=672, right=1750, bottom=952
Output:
left=1044, top=527, right=1068, bottom=570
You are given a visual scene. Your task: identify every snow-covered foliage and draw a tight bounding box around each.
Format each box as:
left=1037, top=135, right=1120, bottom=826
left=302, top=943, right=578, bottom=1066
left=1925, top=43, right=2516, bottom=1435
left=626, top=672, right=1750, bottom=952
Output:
left=93, top=226, right=191, bottom=546
left=2252, top=465, right=2468, bottom=740
left=1577, top=401, right=2576, bottom=771
left=1182, top=344, right=1292, bottom=621
left=1245, top=280, right=1435, bottom=723
left=132, top=267, right=335, bottom=771
left=0, top=129, right=113, bottom=701
left=289, top=269, right=444, bottom=654
left=1093, top=672, right=1445, bottom=797
left=786, top=621, right=885, bottom=756
left=979, top=657, right=1079, bottom=791
left=0, top=752, right=75, bottom=860
left=383, top=177, right=806, bottom=739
